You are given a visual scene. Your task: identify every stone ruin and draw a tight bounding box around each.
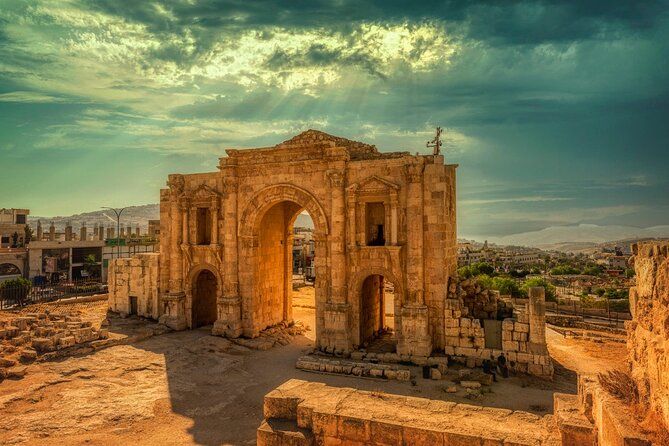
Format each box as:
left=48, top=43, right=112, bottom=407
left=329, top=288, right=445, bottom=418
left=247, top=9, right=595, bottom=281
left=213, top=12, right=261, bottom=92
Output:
left=256, top=241, right=669, bottom=446
left=0, top=310, right=109, bottom=381
left=108, top=130, right=553, bottom=377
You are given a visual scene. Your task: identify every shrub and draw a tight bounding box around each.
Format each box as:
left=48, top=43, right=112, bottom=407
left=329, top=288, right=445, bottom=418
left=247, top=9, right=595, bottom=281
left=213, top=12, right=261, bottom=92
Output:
left=0, top=277, right=31, bottom=306
left=492, top=277, right=523, bottom=297
left=550, top=264, right=580, bottom=275
left=598, top=370, right=638, bottom=405
left=475, top=274, right=493, bottom=289
left=522, top=277, right=557, bottom=302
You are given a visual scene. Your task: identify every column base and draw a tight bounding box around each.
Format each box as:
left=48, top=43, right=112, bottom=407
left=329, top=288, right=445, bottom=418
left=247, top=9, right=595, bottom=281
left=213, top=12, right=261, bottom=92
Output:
left=211, top=295, right=243, bottom=338
left=321, top=302, right=351, bottom=354
left=159, top=291, right=188, bottom=331
left=396, top=303, right=432, bottom=357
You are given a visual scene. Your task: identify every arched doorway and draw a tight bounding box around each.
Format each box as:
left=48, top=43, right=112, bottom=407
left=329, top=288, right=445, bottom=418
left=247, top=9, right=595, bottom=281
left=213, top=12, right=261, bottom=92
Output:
left=255, top=201, right=311, bottom=329
left=360, top=274, right=397, bottom=352
left=192, top=269, right=217, bottom=328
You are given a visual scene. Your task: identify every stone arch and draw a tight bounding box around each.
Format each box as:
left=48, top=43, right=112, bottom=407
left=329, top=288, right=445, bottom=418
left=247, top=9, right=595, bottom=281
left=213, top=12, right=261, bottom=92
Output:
left=237, top=183, right=330, bottom=337
left=239, top=183, right=329, bottom=238
left=185, top=263, right=222, bottom=328
left=0, top=262, right=23, bottom=276
left=349, top=267, right=404, bottom=348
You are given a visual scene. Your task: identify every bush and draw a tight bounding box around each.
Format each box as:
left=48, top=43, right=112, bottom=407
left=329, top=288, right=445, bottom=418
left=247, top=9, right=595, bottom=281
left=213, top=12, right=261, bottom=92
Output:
left=458, top=262, right=495, bottom=279
left=521, top=277, right=557, bottom=302
left=582, top=265, right=602, bottom=276
left=550, top=264, right=580, bottom=275
left=474, top=274, right=493, bottom=289
left=491, top=277, right=523, bottom=297
left=598, top=370, right=638, bottom=405
left=0, top=277, right=31, bottom=306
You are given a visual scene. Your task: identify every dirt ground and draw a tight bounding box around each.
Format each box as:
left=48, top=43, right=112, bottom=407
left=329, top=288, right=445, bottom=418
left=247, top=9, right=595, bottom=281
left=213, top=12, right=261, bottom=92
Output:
left=0, top=287, right=626, bottom=445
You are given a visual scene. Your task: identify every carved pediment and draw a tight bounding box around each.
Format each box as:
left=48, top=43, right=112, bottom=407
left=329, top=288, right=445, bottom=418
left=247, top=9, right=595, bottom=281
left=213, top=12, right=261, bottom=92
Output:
left=186, top=183, right=221, bottom=201
left=348, top=175, right=400, bottom=194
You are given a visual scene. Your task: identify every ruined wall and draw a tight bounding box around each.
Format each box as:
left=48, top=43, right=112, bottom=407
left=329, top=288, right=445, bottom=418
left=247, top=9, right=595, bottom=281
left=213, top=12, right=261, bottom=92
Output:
left=444, top=280, right=552, bottom=377
left=257, top=379, right=559, bottom=446
left=108, top=253, right=160, bottom=319
left=628, top=242, right=669, bottom=428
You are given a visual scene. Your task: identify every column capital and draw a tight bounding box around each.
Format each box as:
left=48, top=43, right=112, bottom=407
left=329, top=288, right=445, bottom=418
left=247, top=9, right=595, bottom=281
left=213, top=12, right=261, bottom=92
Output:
left=326, top=169, right=345, bottom=188
left=222, top=177, right=238, bottom=194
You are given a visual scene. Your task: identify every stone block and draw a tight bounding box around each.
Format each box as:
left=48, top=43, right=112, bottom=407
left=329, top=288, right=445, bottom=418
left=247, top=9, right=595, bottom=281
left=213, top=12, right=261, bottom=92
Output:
left=32, top=337, right=54, bottom=353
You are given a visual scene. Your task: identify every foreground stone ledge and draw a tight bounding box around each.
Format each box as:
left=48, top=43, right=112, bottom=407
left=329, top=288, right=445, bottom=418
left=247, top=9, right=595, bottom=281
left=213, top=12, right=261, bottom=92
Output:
left=257, top=379, right=561, bottom=446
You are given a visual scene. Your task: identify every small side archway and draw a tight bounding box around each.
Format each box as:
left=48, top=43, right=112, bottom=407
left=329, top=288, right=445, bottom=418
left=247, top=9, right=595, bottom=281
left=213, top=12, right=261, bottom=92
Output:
left=187, top=264, right=221, bottom=328
left=350, top=268, right=403, bottom=349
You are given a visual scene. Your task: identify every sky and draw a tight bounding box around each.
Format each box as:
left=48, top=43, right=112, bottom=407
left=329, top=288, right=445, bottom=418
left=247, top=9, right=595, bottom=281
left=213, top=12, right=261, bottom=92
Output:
left=0, top=0, right=668, bottom=239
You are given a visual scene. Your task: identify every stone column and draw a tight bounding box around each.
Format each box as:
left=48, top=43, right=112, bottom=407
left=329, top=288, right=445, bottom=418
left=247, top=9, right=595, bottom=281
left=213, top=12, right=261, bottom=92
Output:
left=528, top=287, right=548, bottom=354
left=390, top=193, right=398, bottom=246
left=212, top=174, right=242, bottom=338
left=396, top=162, right=432, bottom=357
left=160, top=174, right=187, bottom=331
left=346, top=188, right=357, bottom=248
left=383, top=202, right=391, bottom=246
left=405, top=162, right=425, bottom=304
left=211, top=198, right=219, bottom=245
left=327, top=170, right=346, bottom=304
left=182, top=201, right=190, bottom=246
left=49, top=222, right=55, bottom=241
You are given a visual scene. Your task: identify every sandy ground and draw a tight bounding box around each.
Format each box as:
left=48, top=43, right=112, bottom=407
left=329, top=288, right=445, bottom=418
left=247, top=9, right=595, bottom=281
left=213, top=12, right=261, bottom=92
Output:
left=0, top=287, right=625, bottom=445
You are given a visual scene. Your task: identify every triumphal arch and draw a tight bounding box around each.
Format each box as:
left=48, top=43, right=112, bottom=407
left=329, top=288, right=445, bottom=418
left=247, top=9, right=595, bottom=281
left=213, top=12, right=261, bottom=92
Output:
left=153, top=130, right=457, bottom=355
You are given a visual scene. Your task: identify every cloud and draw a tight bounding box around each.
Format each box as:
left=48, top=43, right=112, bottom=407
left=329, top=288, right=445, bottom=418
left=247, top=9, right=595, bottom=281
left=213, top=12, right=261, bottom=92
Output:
left=0, top=91, right=73, bottom=103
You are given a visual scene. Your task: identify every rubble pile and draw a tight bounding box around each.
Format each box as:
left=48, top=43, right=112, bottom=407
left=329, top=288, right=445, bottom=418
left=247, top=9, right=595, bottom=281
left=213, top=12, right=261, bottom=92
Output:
left=0, top=310, right=108, bottom=380
left=232, top=320, right=307, bottom=350
left=447, top=276, right=513, bottom=320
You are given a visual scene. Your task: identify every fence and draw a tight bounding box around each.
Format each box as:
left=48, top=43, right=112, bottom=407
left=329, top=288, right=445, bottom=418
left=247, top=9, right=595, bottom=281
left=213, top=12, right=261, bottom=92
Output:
left=0, top=278, right=107, bottom=310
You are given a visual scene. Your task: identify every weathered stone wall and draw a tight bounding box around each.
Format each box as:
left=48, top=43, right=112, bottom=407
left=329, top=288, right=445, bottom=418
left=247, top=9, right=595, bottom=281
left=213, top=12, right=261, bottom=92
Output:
left=108, top=253, right=160, bottom=319
left=116, top=130, right=459, bottom=356
left=628, top=241, right=669, bottom=428
left=256, top=379, right=560, bottom=446
left=444, top=282, right=552, bottom=377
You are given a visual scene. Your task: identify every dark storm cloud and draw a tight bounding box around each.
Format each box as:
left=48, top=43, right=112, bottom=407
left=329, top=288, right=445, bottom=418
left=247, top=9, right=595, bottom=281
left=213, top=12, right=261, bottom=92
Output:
left=79, top=0, right=669, bottom=58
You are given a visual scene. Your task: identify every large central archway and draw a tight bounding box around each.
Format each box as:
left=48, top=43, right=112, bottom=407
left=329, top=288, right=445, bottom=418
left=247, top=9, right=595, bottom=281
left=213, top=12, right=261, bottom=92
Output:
left=238, top=184, right=329, bottom=339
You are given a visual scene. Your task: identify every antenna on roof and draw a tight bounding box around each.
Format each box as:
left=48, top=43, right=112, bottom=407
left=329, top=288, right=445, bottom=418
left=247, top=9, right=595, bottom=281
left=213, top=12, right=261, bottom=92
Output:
left=426, top=126, right=443, bottom=155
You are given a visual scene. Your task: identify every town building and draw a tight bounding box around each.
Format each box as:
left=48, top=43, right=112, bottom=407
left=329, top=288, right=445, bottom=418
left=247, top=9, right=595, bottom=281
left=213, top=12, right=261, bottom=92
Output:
left=0, top=208, right=29, bottom=248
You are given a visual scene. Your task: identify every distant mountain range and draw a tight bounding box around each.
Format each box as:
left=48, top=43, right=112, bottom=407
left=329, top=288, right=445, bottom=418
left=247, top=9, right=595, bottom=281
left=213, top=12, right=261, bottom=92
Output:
left=29, top=204, right=159, bottom=231
left=29, top=206, right=667, bottom=249
left=486, top=224, right=669, bottom=249
left=29, top=204, right=317, bottom=231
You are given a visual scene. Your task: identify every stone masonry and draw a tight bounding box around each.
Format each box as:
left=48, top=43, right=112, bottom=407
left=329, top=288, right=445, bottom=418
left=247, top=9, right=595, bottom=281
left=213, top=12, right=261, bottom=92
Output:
left=628, top=241, right=669, bottom=429
left=109, top=130, right=459, bottom=356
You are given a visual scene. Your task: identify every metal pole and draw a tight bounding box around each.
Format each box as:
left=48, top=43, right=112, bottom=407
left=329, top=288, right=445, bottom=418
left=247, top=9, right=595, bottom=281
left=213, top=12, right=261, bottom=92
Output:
left=102, top=207, right=126, bottom=263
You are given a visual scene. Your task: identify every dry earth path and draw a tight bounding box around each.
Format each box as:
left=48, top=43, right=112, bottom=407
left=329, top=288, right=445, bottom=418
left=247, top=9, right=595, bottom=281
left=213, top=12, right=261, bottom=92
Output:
left=0, top=288, right=625, bottom=445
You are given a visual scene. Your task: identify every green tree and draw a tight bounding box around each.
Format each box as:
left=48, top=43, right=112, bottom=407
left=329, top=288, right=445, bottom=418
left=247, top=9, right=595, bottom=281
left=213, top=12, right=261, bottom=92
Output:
left=492, top=277, right=522, bottom=297
left=624, top=268, right=635, bottom=279
left=582, top=265, right=602, bottom=276
left=522, top=277, right=557, bottom=302
left=475, top=274, right=493, bottom=289
left=24, top=225, right=33, bottom=245
left=0, top=277, right=31, bottom=307
left=83, top=254, right=100, bottom=278
left=550, top=264, right=580, bottom=275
